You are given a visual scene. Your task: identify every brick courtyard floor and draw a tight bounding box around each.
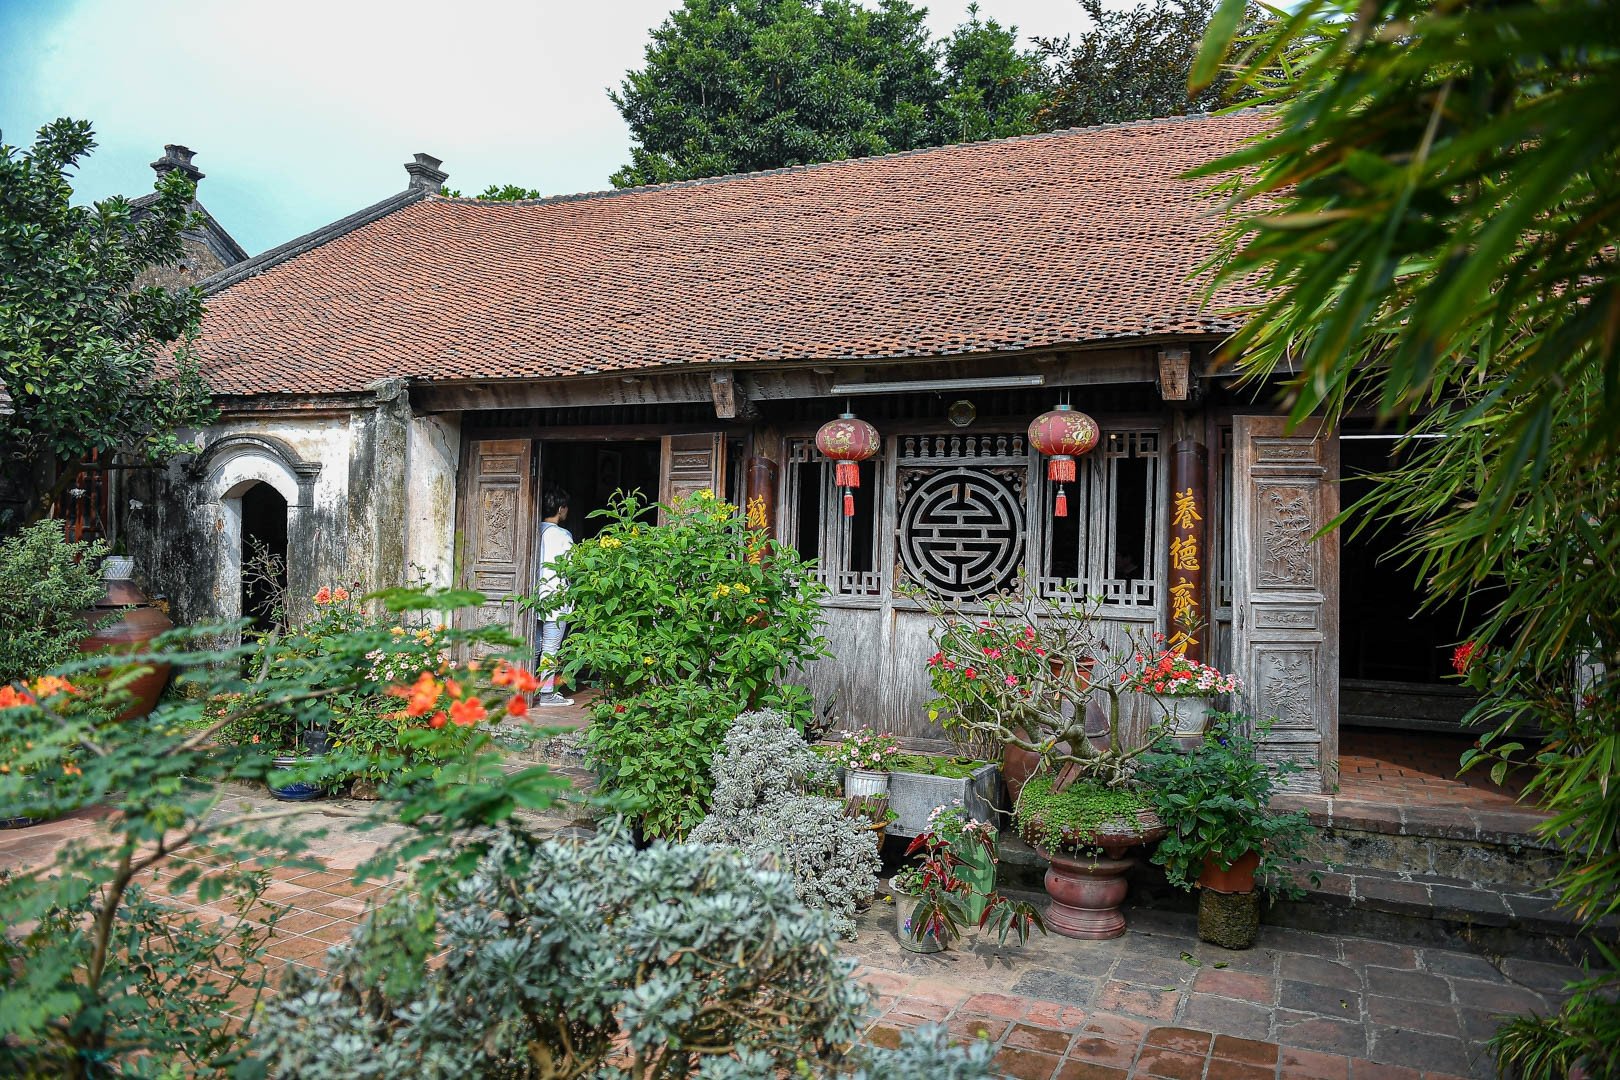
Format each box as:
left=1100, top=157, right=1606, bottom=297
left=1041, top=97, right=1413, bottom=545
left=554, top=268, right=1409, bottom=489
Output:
left=2, top=787, right=1583, bottom=1080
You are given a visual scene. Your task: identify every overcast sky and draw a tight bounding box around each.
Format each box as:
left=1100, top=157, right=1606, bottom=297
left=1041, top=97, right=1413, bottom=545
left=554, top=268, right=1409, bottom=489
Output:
left=0, top=0, right=1100, bottom=255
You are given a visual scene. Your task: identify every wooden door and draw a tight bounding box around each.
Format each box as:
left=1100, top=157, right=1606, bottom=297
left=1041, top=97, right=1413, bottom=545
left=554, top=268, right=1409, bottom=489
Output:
left=456, top=438, right=535, bottom=656
left=660, top=433, right=727, bottom=508
left=1232, top=416, right=1339, bottom=792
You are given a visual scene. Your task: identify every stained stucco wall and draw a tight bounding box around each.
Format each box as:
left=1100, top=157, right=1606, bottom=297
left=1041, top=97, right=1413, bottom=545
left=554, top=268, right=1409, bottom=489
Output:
left=122, top=381, right=455, bottom=629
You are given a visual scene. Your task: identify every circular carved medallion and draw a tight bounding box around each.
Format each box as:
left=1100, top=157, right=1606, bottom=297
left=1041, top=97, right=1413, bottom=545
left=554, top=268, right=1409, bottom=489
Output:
left=899, top=468, right=1025, bottom=598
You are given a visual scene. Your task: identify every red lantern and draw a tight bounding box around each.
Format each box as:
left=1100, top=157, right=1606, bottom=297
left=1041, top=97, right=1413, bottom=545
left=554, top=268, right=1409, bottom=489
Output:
left=815, top=413, right=880, bottom=517
left=1028, top=404, right=1099, bottom=518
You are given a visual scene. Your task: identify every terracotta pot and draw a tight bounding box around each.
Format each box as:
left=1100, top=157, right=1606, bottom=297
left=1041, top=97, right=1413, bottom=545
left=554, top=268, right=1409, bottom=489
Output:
left=1038, top=847, right=1137, bottom=939
left=1197, top=850, right=1261, bottom=895
left=79, top=578, right=173, bottom=720
left=1001, top=737, right=1041, bottom=805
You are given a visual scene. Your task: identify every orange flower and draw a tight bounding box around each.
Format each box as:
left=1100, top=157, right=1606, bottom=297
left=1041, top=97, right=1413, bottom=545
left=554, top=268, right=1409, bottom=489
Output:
left=491, top=661, right=514, bottom=688
left=62, top=762, right=81, bottom=777
left=333, top=586, right=350, bottom=602
left=445, top=678, right=464, bottom=701
left=313, top=587, right=332, bottom=604
left=448, top=696, right=487, bottom=727
left=30, top=676, right=79, bottom=698
left=0, top=685, right=37, bottom=709
left=388, top=671, right=442, bottom=717
left=505, top=694, right=528, bottom=719
left=427, top=711, right=448, bottom=729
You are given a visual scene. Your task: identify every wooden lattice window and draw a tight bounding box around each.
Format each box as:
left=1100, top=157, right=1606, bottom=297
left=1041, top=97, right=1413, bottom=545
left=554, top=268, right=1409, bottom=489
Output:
left=786, top=440, right=882, bottom=598
left=1038, top=429, right=1162, bottom=609
left=895, top=433, right=1029, bottom=601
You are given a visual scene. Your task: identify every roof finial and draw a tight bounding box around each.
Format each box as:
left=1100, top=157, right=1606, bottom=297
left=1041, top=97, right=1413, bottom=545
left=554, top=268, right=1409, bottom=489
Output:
left=151, top=144, right=203, bottom=184
left=404, top=153, right=447, bottom=194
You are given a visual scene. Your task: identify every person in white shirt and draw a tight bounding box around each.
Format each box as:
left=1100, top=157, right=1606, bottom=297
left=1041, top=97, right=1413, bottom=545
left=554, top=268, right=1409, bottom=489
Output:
left=535, top=485, right=575, bottom=706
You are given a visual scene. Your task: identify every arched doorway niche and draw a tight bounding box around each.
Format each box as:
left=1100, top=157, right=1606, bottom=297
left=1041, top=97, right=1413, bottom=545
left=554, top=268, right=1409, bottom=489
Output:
left=192, top=434, right=321, bottom=629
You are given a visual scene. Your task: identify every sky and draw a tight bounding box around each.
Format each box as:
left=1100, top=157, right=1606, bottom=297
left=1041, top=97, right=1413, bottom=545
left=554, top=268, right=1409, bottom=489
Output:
left=0, top=0, right=1099, bottom=255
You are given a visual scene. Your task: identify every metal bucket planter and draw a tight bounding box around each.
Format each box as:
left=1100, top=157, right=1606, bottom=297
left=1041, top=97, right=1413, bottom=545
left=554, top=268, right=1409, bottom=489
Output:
left=886, top=761, right=1000, bottom=838
left=891, top=879, right=946, bottom=954
left=844, top=768, right=889, bottom=799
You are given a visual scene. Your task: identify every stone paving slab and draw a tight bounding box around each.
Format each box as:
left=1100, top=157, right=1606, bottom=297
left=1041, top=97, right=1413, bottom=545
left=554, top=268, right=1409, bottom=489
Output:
left=1, top=793, right=1595, bottom=1080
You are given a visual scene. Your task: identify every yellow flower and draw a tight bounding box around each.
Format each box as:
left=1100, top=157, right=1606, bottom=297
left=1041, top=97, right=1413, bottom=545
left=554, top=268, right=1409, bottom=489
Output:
left=643, top=656, right=655, bottom=666
left=390, top=626, right=406, bottom=636
left=600, top=536, right=623, bottom=549
left=734, top=584, right=751, bottom=596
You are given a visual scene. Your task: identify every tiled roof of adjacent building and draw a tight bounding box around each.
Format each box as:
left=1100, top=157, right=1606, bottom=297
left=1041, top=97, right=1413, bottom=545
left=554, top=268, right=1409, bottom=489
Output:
left=191, top=110, right=1271, bottom=396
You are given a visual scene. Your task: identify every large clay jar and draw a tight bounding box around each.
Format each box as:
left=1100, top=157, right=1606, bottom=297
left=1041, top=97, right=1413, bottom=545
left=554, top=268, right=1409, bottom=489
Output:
left=80, top=570, right=173, bottom=719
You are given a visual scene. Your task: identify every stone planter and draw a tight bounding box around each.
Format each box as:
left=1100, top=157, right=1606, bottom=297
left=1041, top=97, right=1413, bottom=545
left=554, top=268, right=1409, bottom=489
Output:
left=844, top=768, right=889, bottom=799
left=891, top=879, right=946, bottom=954
left=886, top=761, right=999, bottom=839
left=1197, top=887, right=1260, bottom=949
left=1026, top=809, right=1166, bottom=940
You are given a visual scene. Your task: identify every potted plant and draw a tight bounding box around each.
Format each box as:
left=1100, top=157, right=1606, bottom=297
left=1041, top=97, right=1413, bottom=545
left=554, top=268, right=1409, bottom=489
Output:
left=828, top=727, right=902, bottom=798
left=891, top=813, right=1044, bottom=954
left=844, top=793, right=896, bottom=846
left=1136, top=715, right=1316, bottom=949
left=1118, top=650, right=1241, bottom=741
left=923, top=801, right=999, bottom=921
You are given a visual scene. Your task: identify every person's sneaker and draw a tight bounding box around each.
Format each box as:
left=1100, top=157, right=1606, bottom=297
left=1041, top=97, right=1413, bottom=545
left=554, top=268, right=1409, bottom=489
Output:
left=537, top=693, right=575, bottom=707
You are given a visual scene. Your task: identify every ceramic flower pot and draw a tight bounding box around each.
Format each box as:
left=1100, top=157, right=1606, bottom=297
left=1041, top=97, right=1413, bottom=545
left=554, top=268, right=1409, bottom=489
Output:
left=1026, top=809, right=1167, bottom=940
left=891, top=880, right=946, bottom=954
left=269, top=755, right=323, bottom=802
left=844, top=768, right=889, bottom=799
left=1197, top=850, right=1261, bottom=895
left=79, top=575, right=173, bottom=720
left=1151, top=695, right=1214, bottom=739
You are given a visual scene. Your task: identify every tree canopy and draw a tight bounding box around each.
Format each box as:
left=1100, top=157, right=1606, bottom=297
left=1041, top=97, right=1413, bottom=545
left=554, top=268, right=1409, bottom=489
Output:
left=1034, top=0, right=1263, bottom=130
left=0, top=119, right=216, bottom=528
left=609, top=0, right=1046, bottom=187
left=1196, top=0, right=1620, bottom=1071
left=440, top=183, right=546, bottom=200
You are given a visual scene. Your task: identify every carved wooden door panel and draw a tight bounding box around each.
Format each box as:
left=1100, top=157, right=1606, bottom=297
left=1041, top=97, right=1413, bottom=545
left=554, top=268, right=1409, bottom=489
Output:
left=1232, top=416, right=1339, bottom=792
left=456, top=438, right=535, bottom=656
left=659, top=433, right=727, bottom=509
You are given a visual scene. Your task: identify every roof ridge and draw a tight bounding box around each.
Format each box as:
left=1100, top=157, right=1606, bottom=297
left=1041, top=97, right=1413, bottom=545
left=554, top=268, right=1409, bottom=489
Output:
left=432, top=107, right=1270, bottom=210
left=199, top=188, right=428, bottom=295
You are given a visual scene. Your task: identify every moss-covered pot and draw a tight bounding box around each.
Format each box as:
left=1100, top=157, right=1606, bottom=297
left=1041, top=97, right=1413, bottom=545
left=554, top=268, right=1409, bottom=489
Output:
left=1197, top=886, right=1260, bottom=949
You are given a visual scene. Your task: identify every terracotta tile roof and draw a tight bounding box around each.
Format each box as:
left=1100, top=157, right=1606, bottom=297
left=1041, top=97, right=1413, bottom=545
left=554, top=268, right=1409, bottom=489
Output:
left=192, top=111, right=1271, bottom=396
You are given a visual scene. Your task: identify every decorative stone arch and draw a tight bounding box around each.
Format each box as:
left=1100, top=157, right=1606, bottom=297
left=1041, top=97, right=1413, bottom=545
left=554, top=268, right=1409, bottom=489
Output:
left=190, top=434, right=322, bottom=626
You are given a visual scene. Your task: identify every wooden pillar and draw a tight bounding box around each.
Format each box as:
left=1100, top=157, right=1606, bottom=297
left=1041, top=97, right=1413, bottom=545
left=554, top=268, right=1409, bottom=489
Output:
left=1168, top=437, right=1208, bottom=661
left=744, top=456, right=780, bottom=541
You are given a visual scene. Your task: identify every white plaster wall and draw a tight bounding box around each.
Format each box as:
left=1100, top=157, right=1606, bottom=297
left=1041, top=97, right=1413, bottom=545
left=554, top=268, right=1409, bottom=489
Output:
left=405, top=413, right=461, bottom=589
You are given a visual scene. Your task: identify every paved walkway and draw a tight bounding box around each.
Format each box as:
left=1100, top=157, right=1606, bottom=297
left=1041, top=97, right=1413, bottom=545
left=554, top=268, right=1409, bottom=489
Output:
left=2, top=789, right=1584, bottom=1080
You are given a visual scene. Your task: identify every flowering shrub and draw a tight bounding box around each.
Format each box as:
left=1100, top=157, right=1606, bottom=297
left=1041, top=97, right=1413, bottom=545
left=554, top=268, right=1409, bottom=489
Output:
left=827, top=727, right=903, bottom=772
left=1119, top=648, right=1241, bottom=698
left=524, top=490, right=827, bottom=710
left=691, top=710, right=878, bottom=938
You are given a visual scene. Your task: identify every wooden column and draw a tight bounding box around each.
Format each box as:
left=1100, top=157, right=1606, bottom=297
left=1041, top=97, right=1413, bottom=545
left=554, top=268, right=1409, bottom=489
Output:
left=1168, top=437, right=1208, bottom=661
left=744, top=456, right=779, bottom=541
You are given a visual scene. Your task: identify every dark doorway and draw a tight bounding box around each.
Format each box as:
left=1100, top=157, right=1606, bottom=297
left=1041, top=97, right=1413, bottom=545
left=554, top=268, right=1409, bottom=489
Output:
left=539, top=441, right=662, bottom=540
left=1338, top=435, right=1483, bottom=730
left=240, top=482, right=289, bottom=633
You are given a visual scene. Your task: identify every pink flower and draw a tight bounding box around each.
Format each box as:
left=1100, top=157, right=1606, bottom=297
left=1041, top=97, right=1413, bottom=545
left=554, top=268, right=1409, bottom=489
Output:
left=1005, top=675, right=1019, bottom=687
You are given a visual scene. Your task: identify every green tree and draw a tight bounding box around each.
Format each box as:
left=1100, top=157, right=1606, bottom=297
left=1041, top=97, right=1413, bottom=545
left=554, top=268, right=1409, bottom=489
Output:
left=440, top=183, right=545, bottom=200
left=609, top=0, right=1045, bottom=187
left=0, top=118, right=217, bottom=530
left=1033, top=0, right=1263, bottom=130
left=1195, top=1, right=1620, bottom=1073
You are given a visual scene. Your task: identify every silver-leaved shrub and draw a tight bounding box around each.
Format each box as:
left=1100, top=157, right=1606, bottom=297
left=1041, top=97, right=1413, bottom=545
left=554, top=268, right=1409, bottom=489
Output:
left=689, top=710, right=879, bottom=939
left=252, top=825, right=991, bottom=1079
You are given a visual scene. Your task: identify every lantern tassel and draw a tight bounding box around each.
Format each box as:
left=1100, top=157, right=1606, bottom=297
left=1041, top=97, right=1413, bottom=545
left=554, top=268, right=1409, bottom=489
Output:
left=835, top=461, right=861, bottom=488
left=1047, top=457, right=1077, bottom=484
left=843, top=490, right=855, bottom=517
left=1054, top=487, right=1069, bottom=518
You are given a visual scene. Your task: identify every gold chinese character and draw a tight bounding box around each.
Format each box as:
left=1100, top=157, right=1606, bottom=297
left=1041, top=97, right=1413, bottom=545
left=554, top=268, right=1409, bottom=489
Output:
left=1172, top=487, right=1203, bottom=530
left=1167, top=629, right=1200, bottom=656
left=1170, top=579, right=1199, bottom=624
left=1170, top=535, right=1202, bottom=572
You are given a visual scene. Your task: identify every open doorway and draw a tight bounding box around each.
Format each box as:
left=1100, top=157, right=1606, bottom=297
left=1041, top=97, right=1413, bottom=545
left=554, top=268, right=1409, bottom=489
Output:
left=1338, top=434, right=1482, bottom=731
left=539, top=441, right=663, bottom=540
left=239, top=480, right=289, bottom=632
